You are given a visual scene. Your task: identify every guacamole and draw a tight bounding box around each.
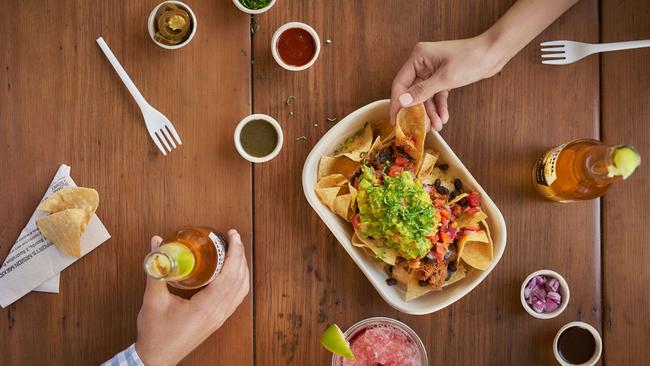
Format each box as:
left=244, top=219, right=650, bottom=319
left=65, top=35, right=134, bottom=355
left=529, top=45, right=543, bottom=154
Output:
left=357, top=165, right=437, bottom=259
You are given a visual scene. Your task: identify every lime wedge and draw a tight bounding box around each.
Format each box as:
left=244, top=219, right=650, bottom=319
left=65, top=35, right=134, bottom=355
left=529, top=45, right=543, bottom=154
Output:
left=321, top=324, right=355, bottom=360
left=609, top=145, right=641, bottom=179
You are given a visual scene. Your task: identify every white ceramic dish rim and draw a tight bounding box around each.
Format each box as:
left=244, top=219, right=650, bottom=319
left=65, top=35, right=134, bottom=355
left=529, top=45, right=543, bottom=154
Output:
left=330, top=317, right=428, bottom=365
left=147, top=1, right=198, bottom=50
left=520, top=269, right=570, bottom=319
left=231, top=0, right=277, bottom=14
left=553, top=321, right=603, bottom=366
left=301, top=99, right=507, bottom=315
left=234, top=114, right=284, bottom=163
left=271, top=22, right=321, bottom=71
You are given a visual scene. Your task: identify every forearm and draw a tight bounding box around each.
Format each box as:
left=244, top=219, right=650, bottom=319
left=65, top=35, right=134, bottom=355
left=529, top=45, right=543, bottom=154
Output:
left=481, top=0, right=580, bottom=69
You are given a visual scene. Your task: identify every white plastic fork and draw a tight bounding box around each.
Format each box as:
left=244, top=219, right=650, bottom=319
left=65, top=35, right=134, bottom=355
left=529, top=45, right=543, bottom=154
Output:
left=540, top=39, right=650, bottom=65
left=96, top=37, right=182, bottom=155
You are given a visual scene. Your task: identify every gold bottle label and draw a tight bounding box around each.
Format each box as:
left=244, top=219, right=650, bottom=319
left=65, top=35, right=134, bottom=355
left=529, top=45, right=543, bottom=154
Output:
left=535, top=143, right=566, bottom=187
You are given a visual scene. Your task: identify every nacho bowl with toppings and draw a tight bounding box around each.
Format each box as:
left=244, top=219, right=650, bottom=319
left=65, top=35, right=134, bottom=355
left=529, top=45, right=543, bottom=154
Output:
left=302, top=100, right=506, bottom=315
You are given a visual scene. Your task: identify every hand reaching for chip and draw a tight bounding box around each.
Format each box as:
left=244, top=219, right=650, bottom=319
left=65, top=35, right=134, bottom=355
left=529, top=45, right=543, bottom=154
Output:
left=133, top=231, right=250, bottom=366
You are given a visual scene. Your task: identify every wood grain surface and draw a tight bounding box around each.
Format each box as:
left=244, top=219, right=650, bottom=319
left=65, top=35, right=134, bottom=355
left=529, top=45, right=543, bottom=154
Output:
left=252, top=0, right=601, bottom=365
left=1, top=0, right=648, bottom=365
left=0, top=1, right=252, bottom=365
left=600, top=0, right=650, bottom=364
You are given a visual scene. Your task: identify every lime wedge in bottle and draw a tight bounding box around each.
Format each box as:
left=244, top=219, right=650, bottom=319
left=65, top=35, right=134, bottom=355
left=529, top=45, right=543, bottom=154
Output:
left=321, top=324, right=355, bottom=360
left=608, top=145, right=641, bottom=179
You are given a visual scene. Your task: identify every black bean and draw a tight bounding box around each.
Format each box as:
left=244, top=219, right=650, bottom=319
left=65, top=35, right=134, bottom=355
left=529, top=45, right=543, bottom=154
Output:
left=438, top=163, right=449, bottom=171
left=454, top=179, right=463, bottom=190
left=434, top=179, right=441, bottom=188
left=421, top=256, right=432, bottom=264
left=446, top=271, right=452, bottom=281
left=436, top=185, right=449, bottom=196
left=457, top=197, right=468, bottom=206
left=386, top=278, right=398, bottom=286
left=418, top=280, right=429, bottom=287
left=444, top=247, right=457, bottom=262
left=387, top=265, right=393, bottom=274
left=377, top=149, right=393, bottom=164
left=447, top=261, right=457, bottom=272
left=450, top=190, right=459, bottom=200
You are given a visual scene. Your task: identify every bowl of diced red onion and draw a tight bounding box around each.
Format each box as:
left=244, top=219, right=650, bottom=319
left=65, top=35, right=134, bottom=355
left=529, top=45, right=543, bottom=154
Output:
left=520, top=269, right=570, bottom=319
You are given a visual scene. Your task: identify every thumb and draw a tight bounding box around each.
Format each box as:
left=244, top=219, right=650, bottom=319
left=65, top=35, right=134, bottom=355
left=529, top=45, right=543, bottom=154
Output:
left=143, top=236, right=169, bottom=299
left=399, top=75, right=448, bottom=107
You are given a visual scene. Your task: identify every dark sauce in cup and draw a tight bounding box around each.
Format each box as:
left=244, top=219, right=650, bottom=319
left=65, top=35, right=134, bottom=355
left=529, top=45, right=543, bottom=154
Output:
left=557, top=326, right=596, bottom=364
left=276, top=28, right=316, bottom=66
left=240, top=120, right=278, bottom=157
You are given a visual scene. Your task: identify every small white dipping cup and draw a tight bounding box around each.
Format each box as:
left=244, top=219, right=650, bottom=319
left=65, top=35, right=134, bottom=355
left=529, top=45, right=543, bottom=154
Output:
left=234, top=114, right=283, bottom=163
left=148, top=1, right=197, bottom=50
left=520, top=269, right=570, bottom=319
left=231, top=0, right=277, bottom=14
left=553, top=321, right=602, bottom=366
left=271, top=22, right=321, bottom=71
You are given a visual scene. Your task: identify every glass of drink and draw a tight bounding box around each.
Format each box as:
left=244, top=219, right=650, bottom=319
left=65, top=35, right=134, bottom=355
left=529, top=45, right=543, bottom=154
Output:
left=331, top=317, right=427, bottom=366
left=553, top=321, right=602, bottom=366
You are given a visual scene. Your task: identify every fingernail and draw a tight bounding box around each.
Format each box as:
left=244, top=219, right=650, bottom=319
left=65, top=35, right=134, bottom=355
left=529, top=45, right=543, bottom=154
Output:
left=399, top=93, right=413, bottom=106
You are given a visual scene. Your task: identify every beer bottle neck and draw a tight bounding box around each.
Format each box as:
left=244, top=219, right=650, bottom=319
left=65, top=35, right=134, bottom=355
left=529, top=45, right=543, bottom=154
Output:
left=585, top=144, right=640, bottom=183
left=144, top=242, right=195, bottom=281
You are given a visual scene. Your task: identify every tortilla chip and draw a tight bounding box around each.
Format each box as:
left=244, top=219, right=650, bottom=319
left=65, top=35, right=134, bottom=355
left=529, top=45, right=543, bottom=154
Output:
left=316, top=174, right=348, bottom=189
left=315, top=187, right=341, bottom=211
left=396, top=104, right=427, bottom=171
left=448, top=193, right=468, bottom=205
left=318, top=156, right=360, bottom=180
left=334, top=124, right=373, bottom=162
left=370, top=119, right=395, bottom=143
left=417, top=152, right=439, bottom=179
left=404, top=269, right=433, bottom=301
left=457, top=230, right=488, bottom=262
left=457, top=230, right=492, bottom=270
left=36, top=208, right=87, bottom=257
left=38, top=187, right=99, bottom=214
left=333, top=184, right=358, bottom=221
left=352, top=230, right=399, bottom=265
left=457, top=208, right=488, bottom=228
left=443, top=262, right=467, bottom=287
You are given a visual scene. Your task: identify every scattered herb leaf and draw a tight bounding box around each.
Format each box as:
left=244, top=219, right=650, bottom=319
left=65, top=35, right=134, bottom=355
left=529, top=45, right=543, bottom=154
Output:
left=296, top=135, right=307, bottom=141
left=285, top=95, right=295, bottom=105
left=255, top=74, right=266, bottom=80
left=326, top=117, right=337, bottom=123
left=241, top=48, right=247, bottom=56
left=251, top=21, right=261, bottom=34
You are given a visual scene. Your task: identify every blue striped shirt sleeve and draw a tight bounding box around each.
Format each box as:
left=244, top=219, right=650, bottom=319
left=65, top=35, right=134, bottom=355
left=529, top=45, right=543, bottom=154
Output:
left=102, top=344, right=145, bottom=366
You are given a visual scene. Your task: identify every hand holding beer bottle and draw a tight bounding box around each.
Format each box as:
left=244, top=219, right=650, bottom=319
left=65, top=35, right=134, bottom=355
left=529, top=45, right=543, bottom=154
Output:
left=135, top=230, right=250, bottom=366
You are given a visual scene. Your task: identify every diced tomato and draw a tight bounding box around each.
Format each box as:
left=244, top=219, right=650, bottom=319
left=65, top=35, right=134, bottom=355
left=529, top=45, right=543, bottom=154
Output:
left=439, top=230, right=452, bottom=243
left=464, top=207, right=480, bottom=216
left=352, top=214, right=361, bottom=230
left=440, top=208, right=450, bottom=219
left=451, top=205, right=462, bottom=218
left=467, top=191, right=481, bottom=207
left=395, top=156, right=409, bottom=166
left=434, top=243, right=446, bottom=264
left=433, top=199, right=445, bottom=208
left=387, top=165, right=403, bottom=177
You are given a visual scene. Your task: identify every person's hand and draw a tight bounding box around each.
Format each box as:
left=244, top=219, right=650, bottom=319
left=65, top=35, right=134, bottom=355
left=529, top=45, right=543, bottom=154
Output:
left=135, top=230, right=250, bottom=366
left=390, top=35, right=506, bottom=131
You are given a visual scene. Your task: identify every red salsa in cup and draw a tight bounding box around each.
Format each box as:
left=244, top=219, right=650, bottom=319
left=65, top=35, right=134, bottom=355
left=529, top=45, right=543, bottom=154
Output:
left=276, top=28, right=317, bottom=66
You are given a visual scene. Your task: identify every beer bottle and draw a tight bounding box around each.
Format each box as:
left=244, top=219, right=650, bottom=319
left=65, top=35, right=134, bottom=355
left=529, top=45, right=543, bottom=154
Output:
left=534, top=139, right=640, bottom=202
left=143, top=227, right=228, bottom=289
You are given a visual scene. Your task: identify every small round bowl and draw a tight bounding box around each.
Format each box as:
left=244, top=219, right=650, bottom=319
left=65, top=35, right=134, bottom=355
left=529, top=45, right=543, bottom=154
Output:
left=148, top=1, right=197, bottom=50
left=234, top=114, right=283, bottom=163
left=553, top=321, right=602, bottom=366
left=271, top=22, right=321, bottom=71
left=331, top=317, right=427, bottom=366
left=520, top=269, right=570, bottom=319
left=232, top=0, right=277, bottom=14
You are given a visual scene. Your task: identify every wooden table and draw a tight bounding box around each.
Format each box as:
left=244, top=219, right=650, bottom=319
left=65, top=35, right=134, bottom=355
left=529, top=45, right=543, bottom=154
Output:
left=1, top=0, right=648, bottom=365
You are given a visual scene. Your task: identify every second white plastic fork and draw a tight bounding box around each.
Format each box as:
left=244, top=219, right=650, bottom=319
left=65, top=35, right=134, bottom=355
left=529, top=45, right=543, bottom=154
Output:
left=96, top=37, right=182, bottom=155
left=540, top=39, right=650, bottom=65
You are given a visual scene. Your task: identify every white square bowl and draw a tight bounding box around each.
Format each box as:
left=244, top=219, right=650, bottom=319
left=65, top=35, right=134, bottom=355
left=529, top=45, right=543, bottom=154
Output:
left=302, top=99, right=507, bottom=315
